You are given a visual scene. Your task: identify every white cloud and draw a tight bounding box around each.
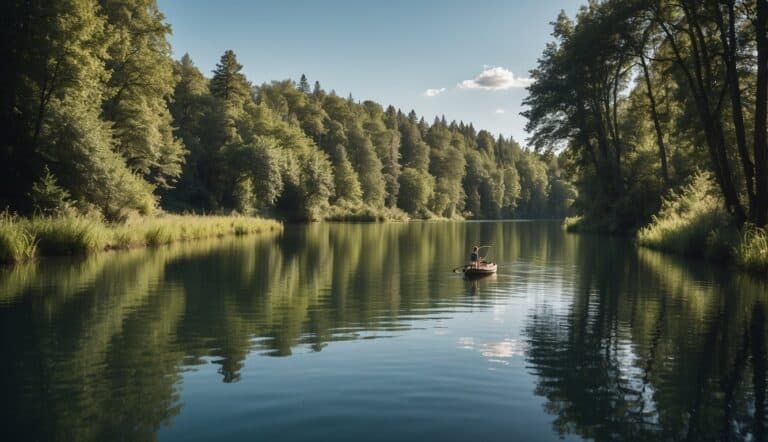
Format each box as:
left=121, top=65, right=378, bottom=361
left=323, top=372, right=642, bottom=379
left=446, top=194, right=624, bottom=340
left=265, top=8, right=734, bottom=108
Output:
left=495, top=108, right=506, bottom=114
left=459, top=66, right=533, bottom=90
left=424, top=87, right=446, bottom=97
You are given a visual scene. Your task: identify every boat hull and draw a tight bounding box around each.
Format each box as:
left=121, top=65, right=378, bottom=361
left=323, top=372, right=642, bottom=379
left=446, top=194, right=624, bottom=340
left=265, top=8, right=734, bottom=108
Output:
left=463, top=263, right=497, bottom=278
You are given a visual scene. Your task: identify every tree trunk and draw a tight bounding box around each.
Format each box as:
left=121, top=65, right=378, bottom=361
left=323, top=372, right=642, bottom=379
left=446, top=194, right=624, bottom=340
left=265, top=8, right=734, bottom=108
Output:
left=755, top=0, right=768, bottom=226
left=639, top=52, right=669, bottom=186
left=716, top=0, right=756, bottom=219
left=658, top=4, right=746, bottom=223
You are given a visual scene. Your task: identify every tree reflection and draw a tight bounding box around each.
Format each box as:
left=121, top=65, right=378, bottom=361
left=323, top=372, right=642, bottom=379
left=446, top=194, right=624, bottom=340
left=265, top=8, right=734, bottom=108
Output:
left=2, top=222, right=540, bottom=441
left=524, top=238, right=768, bottom=440
left=4, top=221, right=765, bottom=441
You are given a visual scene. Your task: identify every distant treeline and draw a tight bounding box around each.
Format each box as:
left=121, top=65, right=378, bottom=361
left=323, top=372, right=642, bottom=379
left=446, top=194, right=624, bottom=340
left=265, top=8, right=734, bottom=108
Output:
left=0, top=0, right=575, bottom=221
left=524, top=0, right=768, bottom=232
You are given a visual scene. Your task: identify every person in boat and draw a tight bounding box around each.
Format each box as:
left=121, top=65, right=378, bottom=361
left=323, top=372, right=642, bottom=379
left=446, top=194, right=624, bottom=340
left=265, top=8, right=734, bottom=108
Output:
left=470, top=246, right=480, bottom=268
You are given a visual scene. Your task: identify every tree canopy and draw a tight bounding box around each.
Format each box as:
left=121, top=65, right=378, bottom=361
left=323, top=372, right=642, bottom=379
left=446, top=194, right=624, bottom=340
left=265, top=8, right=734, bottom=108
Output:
left=1, top=0, right=573, bottom=221
left=524, top=0, right=768, bottom=231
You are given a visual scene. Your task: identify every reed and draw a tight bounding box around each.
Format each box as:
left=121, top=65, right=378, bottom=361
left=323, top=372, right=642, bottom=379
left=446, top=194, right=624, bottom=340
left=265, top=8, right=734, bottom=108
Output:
left=0, top=213, right=282, bottom=265
left=0, top=213, right=37, bottom=264
left=323, top=204, right=410, bottom=222
left=30, top=216, right=108, bottom=256
left=736, top=227, right=768, bottom=273
left=108, top=215, right=282, bottom=248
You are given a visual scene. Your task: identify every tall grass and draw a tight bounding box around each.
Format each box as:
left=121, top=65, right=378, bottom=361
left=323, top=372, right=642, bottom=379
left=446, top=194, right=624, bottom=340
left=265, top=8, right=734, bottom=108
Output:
left=0, top=213, right=282, bottom=265
left=31, top=216, right=108, bottom=255
left=736, top=227, right=768, bottom=273
left=632, top=171, right=768, bottom=273
left=109, top=214, right=282, bottom=248
left=323, top=203, right=410, bottom=222
left=0, top=213, right=37, bottom=264
left=637, top=172, right=731, bottom=257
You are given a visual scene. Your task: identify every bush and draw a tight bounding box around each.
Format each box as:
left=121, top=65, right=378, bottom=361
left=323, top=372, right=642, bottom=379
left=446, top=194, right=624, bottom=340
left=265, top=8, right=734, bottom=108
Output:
left=637, top=172, right=732, bottom=257
left=323, top=202, right=410, bottom=222
left=29, top=166, right=72, bottom=216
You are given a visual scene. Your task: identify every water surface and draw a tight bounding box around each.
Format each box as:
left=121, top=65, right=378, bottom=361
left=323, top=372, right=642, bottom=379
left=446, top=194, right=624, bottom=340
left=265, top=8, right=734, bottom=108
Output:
left=1, top=221, right=767, bottom=441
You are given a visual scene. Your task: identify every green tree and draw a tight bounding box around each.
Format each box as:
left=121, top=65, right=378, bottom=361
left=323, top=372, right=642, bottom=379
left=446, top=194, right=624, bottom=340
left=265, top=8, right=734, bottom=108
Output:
left=100, top=0, right=185, bottom=188
left=6, top=0, right=157, bottom=217
left=399, top=117, right=430, bottom=171
left=398, top=167, right=435, bottom=215
left=347, top=123, right=386, bottom=207
left=210, top=50, right=252, bottom=117
left=164, top=54, right=214, bottom=210
left=298, top=74, right=310, bottom=94
left=330, top=144, right=363, bottom=204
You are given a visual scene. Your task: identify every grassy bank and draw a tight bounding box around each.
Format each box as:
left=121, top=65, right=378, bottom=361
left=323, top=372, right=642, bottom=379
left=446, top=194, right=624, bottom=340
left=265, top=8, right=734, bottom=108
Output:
left=322, top=203, right=410, bottom=222
left=563, top=173, right=768, bottom=274
left=0, top=213, right=282, bottom=264
left=633, top=172, right=768, bottom=274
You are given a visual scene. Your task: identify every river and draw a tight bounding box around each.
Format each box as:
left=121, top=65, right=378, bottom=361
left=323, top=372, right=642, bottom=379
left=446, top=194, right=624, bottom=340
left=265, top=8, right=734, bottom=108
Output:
left=1, top=221, right=767, bottom=441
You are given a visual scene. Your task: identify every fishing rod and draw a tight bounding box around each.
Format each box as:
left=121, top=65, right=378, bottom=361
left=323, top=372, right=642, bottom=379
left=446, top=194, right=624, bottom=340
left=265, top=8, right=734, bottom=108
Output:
left=478, top=245, right=492, bottom=261
left=452, top=245, right=494, bottom=272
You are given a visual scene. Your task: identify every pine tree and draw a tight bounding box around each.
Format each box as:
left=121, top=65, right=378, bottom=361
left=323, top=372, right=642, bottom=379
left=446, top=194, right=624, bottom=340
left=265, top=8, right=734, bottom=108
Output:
left=210, top=50, right=251, bottom=105
left=210, top=50, right=252, bottom=146
left=298, top=74, right=310, bottom=94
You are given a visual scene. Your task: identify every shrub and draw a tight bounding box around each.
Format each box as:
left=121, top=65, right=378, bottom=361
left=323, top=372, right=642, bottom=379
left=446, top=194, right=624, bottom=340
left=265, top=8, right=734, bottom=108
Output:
left=637, top=172, right=731, bottom=257
left=323, top=202, right=409, bottom=222
left=29, top=166, right=72, bottom=216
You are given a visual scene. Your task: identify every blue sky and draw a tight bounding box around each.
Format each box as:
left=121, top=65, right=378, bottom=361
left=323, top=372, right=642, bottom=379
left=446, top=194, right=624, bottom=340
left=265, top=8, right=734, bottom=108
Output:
left=157, top=0, right=581, bottom=146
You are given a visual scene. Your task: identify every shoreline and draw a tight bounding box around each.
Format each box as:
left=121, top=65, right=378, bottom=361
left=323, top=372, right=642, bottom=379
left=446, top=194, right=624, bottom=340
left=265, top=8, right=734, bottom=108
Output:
left=0, top=214, right=283, bottom=266
left=2, top=215, right=572, bottom=267
left=563, top=217, right=768, bottom=276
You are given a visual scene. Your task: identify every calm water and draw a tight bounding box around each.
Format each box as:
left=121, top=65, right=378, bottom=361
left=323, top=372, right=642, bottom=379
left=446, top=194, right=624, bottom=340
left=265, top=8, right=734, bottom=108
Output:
left=1, top=221, right=767, bottom=441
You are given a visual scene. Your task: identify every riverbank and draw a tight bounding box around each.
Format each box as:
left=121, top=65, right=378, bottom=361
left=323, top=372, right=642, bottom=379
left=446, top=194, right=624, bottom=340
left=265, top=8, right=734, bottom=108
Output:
left=321, top=203, right=411, bottom=222
left=564, top=173, right=768, bottom=275
left=0, top=213, right=282, bottom=265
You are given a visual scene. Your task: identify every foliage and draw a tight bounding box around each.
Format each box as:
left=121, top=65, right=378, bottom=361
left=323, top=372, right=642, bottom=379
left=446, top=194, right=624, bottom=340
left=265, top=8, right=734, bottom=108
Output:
left=29, top=166, right=72, bottom=216
left=323, top=202, right=410, bottom=222
left=637, top=173, right=731, bottom=257
left=1, top=0, right=572, bottom=222
left=526, top=0, right=768, bottom=264
left=397, top=168, right=435, bottom=216
left=526, top=0, right=768, bottom=228
left=100, top=0, right=185, bottom=187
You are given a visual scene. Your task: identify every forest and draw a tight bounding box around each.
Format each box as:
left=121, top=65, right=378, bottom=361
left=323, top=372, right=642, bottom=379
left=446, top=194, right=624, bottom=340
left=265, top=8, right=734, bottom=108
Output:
left=524, top=0, right=768, bottom=269
left=0, top=0, right=573, bottom=225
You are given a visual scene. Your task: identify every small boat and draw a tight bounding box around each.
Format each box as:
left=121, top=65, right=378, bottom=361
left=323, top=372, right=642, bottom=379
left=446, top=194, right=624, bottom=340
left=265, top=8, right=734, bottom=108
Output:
left=462, top=262, right=497, bottom=277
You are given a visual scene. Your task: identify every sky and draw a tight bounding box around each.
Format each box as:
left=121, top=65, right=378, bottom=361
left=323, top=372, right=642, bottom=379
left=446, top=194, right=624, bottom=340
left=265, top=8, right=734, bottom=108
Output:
left=157, top=0, right=582, bottom=147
